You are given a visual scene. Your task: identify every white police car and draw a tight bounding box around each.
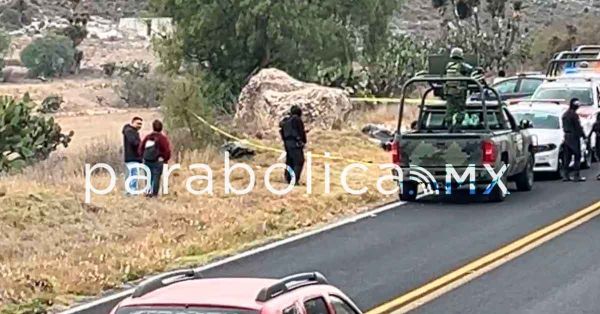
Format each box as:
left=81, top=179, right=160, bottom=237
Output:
left=508, top=102, right=596, bottom=177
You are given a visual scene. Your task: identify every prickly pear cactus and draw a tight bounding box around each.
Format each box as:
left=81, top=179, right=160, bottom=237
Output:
left=0, top=95, right=74, bottom=172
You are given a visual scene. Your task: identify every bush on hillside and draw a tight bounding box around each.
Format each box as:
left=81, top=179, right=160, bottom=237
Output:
left=0, top=95, right=74, bottom=172
left=530, top=18, right=600, bottom=69
left=0, top=30, right=10, bottom=72
left=20, top=35, right=75, bottom=77
left=161, top=75, right=221, bottom=150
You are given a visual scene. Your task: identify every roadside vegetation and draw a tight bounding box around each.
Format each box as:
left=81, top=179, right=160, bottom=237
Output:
left=0, top=106, right=411, bottom=312
left=2, top=0, right=598, bottom=313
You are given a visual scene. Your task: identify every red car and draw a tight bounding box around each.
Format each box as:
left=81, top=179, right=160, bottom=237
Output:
left=110, top=270, right=363, bottom=314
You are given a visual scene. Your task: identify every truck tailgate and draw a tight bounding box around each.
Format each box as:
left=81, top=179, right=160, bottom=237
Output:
left=400, top=134, right=484, bottom=167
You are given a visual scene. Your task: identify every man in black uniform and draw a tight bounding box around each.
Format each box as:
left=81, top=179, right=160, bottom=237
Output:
left=279, top=105, right=307, bottom=185
left=562, top=98, right=587, bottom=182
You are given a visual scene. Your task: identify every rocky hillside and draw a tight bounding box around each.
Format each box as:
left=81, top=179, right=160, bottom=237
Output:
left=0, top=0, right=149, bottom=31
left=395, top=0, right=600, bottom=37
left=3, top=0, right=599, bottom=35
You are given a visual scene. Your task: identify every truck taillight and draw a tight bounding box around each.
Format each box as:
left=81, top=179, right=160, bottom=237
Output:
left=391, top=141, right=401, bottom=165
left=482, top=140, right=497, bottom=164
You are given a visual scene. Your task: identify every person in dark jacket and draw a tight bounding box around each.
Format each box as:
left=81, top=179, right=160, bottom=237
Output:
left=279, top=105, right=307, bottom=185
left=122, top=117, right=143, bottom=194
left=139, top=120, right=172, bottom=197
left=592, top=112, right=600, bottom=180
left=561, top=98, right=586, bottom=182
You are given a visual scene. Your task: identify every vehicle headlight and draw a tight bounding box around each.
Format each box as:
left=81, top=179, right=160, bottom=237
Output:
left=533, top=143, right=557, bottom=153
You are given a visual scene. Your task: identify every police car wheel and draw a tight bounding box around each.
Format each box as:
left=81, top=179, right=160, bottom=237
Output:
left=554, top=152, right=564, bottom=180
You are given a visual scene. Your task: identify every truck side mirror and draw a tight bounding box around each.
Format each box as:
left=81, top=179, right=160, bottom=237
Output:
left=410, top=121, right=418, bottom=130
left=519, top=119, right=533, bottom=129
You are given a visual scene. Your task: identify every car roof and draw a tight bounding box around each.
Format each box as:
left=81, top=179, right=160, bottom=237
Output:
left=508, top=103, right=568, bottom=114
left=493, top=74, right=545, bottom=85
left=536, top=79, right=595, bottom=89
left=117, top=278, right=276, bottom=310
left=115, top=277, right=342, bottom=312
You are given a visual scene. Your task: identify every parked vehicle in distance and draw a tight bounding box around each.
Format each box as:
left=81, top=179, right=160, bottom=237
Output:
left=110, top=270, right=362, bottom=314
left=528, top=77, right=600, bottom=162
left=508, top=102, right=596, bottom=177
left=470, top=72, right=546, bottom=105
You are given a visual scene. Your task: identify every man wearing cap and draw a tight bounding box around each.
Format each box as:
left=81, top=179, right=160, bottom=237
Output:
left=444, top=47, right=475, bottom=132
left=562, top=98, right=587, bottom=182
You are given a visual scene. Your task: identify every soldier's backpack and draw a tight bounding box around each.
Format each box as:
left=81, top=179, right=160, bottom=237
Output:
left=143, top=137, right=160, bottom=162
left=445, top=61, right=466, bottom=95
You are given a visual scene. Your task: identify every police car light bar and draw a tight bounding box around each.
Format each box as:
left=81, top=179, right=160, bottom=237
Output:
left=575, top=45, right=600, bottom=53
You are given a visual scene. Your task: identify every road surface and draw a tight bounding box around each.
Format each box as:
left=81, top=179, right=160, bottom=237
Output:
left=64, top=166, right=600, bottom=314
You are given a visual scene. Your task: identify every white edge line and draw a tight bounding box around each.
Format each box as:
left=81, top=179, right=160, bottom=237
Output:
left=59, top=201, right=405, bottom=314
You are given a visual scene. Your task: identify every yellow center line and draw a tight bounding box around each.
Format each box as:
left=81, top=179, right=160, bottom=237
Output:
left=367, top=200, right=600, bottom=314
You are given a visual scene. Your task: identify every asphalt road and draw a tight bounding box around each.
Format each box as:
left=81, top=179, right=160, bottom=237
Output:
left=67, top=165, right=600, bottom=314
left=416, top=206, right=600, bottom=314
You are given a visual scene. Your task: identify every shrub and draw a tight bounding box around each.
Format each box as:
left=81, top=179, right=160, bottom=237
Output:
left=0, top=30, right=10, bottom=72
left=162, top=75, right=221, bottom=150
left=39, top=95, right=64, bottom=113
left=0, top=8, right=22, bottom=31
left=20, top=35, right=75, bottom=77
left=0, top=95, right=74, bottom=173
left=117, top=72, right=169, bottom=108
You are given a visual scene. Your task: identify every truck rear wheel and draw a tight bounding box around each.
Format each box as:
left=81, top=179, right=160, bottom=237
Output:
left=488, top=185, right=507, bottom=202
left=515, top=153, right=535, bottom=191
left=400, top=181, right=418, bottom=202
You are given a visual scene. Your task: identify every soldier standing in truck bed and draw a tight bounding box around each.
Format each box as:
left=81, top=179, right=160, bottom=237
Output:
left=444, top=47, right=474, bottom=133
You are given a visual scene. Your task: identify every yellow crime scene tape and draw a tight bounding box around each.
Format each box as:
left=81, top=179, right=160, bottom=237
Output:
left=186, top=96, right=430, bottom=166
left=187, top=111, right=376, bottom=166
left=350, top=97, right=416, bottom=104
left=350, top=97, right=444, bottom=105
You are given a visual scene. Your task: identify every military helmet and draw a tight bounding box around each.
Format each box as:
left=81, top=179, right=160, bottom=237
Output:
left=450, top=47, right=464, bottom=60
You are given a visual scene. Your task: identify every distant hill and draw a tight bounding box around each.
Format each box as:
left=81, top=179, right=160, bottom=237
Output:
left=394, top=0, right=600, bottom=37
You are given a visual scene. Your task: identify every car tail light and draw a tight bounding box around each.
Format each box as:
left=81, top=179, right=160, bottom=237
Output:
left=391, top=141, right=402, bottom=165
left=482, top=140, right=497, bottom=164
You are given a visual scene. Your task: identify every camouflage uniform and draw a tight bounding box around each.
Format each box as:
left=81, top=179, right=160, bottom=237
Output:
left=444, top=48, right=474, bottom=132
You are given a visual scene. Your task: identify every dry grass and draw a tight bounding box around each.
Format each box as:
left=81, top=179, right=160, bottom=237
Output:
left=0, top=109, right=407, bottom=313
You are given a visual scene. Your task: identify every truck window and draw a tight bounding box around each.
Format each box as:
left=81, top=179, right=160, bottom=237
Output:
left=304, top=297, right=330, bottom=314
left=420, top=110, right=505, bottom=131
left=283, top=305, right=301, bottom=314
left=330, top=296, right=359, bottom=314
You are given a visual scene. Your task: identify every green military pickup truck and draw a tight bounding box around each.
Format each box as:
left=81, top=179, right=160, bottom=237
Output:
left=391, top=75, right=536, bottom=202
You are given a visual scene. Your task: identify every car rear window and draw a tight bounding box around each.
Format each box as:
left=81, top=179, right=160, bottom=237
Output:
left=511, top=112, right=560, bottom=129
left=519, top=79, right=543, bottom=93
left=116, top=307, right=259, bottom=314
left=532, top=87, right=593, bottom=105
